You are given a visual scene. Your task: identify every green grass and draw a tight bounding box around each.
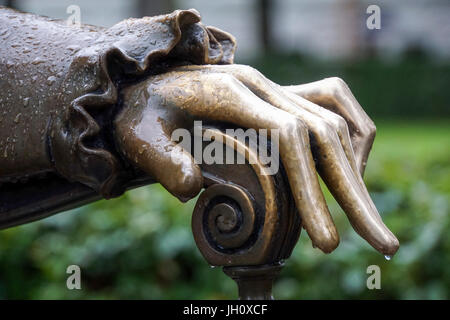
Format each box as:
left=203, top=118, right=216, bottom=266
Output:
left=368, top=120, right=450, bottom=193
left=372, top=120, right=449, bottom=162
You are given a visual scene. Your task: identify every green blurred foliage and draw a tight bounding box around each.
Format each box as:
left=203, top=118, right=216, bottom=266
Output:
left=0, top=55, right=449, bottom=299
left=244, top=53, right=450, bottom=119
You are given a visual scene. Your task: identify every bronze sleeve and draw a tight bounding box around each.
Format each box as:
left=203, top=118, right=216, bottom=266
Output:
left=0, top=7, right=236, bottom=198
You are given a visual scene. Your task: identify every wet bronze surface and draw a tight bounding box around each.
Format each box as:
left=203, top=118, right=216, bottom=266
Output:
left=0, top=7, right=234, bottom=198
left=117, top=66, right=398, bottom=256
left=0, top=6, right=399, bottom=296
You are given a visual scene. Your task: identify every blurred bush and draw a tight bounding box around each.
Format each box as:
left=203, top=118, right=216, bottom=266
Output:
left=245, top=53, right=450, bottom=119
left=0, top=55, right=449, bottom=299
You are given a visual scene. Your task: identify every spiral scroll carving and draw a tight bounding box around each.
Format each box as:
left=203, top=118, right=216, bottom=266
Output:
left=194, top=183, right=258, bottom=254
left=192, top=126, right=301, bottom=267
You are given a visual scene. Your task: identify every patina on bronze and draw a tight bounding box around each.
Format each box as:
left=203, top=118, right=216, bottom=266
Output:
left=0, top=7, right=399, bottom=299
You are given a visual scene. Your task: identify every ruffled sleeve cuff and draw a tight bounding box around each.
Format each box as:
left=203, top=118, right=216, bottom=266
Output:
left=51, top=9, right=236, bottom=198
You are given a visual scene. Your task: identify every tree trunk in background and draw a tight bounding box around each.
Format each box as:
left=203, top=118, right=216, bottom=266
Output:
left=4, top=0, right=16, bottom=9
left=258, top=0, right=273, bottom=53
left=136, top=0, right=175, bottom=17
left=341, top=0, right=369, bottom=59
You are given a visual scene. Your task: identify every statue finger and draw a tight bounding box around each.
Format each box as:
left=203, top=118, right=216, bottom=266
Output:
left=114, top=94, right=203, bottom=202
left=302, top=116, right=399, bottom=256
left=285, top=78, right=376, bottom=176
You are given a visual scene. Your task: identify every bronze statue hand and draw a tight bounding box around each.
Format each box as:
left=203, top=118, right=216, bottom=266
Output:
left=113, top=64, right=399, bottom=256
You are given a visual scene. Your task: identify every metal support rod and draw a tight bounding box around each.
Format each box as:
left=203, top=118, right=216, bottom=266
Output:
left=223, top=263, right=284, bottom=300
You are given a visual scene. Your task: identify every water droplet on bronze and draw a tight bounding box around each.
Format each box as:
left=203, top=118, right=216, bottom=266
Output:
left=14, top=113, right=22, bottom=123
left=31, top=57, right=45, bottom=65
left=46, top=76, right=57, bottom=86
